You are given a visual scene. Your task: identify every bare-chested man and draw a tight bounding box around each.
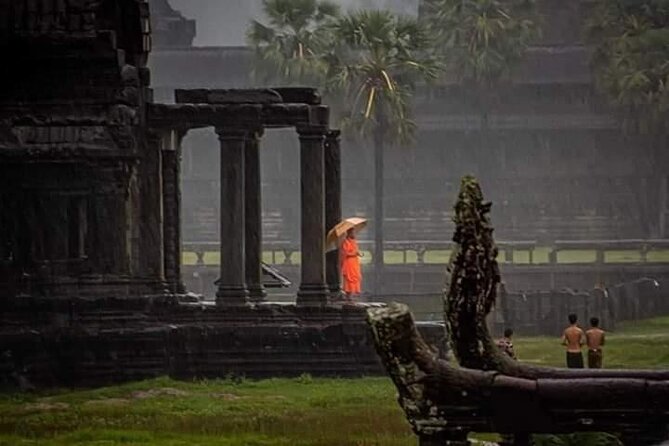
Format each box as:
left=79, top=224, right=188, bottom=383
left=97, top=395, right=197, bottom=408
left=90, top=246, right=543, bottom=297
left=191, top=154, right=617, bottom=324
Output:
left=586, top=317, right=605, bottom=369
left=561, top=313, right=585, bottom=368
left=496, top=328, right=517, bottom=360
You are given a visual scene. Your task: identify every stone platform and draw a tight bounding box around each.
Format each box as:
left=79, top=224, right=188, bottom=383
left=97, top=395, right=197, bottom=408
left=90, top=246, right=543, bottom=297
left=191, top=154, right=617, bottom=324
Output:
left=0, top=297, right=446, bottom=389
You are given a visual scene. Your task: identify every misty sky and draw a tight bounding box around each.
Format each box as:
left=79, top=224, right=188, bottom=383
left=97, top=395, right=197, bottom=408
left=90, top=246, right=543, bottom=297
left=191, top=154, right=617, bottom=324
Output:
left=168, top=0, right=418, bottom=47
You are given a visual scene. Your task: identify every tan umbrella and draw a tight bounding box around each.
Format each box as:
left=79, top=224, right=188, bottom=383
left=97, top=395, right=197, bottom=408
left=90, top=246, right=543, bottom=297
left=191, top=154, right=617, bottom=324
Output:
left=326, top=217, right=367, bottom=252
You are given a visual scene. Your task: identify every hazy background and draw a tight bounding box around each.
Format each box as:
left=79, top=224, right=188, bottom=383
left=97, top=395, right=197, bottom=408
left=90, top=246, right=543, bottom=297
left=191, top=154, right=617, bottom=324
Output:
left=147, top=0, right=668, bottom=299
left=169, top=0, right=419, bottom=46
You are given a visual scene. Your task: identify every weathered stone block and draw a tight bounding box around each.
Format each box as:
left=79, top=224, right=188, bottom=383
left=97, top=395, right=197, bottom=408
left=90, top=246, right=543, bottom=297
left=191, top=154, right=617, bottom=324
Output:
left=121, top=65, right=140, bottom=86
left=175, top=88, right=283, bottom=105
left=272, top=87, right=321, bottom=105
left=82, top=11, right=95, bottom=30
left=48, top=126, right=63, bottom=143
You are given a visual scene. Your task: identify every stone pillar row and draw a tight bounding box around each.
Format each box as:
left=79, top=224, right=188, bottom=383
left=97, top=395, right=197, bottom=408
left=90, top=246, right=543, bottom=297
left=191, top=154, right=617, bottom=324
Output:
left=215, top=125, right=340, bottom=307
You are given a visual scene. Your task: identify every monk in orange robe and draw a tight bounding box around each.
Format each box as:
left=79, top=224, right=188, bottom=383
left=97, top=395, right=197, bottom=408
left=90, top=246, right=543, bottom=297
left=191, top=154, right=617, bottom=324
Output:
left=340, top=228, right=362, bottom=298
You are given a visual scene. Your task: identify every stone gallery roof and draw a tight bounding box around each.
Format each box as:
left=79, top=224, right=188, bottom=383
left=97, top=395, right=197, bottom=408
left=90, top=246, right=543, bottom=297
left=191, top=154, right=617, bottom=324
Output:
left=149, top=0, right=195, bottom=48
left=149, top=46, right=254, bottom=91
left=149, top=45, right=593, bottom=93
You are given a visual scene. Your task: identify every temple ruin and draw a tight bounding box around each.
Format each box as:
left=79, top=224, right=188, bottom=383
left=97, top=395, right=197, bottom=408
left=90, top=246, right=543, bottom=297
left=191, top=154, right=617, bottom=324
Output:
left=0, top=0, right=448, bottom=387
left=0, top=0, right=342, bottom=304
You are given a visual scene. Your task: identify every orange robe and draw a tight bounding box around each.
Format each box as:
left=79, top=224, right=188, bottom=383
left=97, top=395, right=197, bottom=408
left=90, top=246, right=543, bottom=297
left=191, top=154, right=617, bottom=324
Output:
left=340, top=238, right=361, bottom=294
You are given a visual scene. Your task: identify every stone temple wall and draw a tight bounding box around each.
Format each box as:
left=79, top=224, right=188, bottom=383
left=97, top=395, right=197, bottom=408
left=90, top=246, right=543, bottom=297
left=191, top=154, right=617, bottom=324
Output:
left=1, top=299, right=450, bottom=388
left=0, top=0, right=177, bottom=299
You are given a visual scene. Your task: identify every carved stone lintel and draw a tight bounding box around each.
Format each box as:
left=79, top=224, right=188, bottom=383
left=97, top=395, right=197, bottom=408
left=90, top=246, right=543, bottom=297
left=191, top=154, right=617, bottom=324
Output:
left=175, top=89, right=283, bottom=105
left=174, top=87, right=321, bottom=105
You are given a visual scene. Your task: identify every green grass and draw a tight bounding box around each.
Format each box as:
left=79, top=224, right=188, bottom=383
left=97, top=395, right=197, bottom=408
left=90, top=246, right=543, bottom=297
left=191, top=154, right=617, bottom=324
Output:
left=0, top=376, right=413, bottom=446
left=556, top=250, right=597, bottom=264
left=647, top=249, right=669, bottom=262
left=423, top=250, right=451, bottom=264
left=2, top=317, right=668, bottom=445
left=604, top=250, right=642, bottom=263
left=514, top=315, right=669, bottom=369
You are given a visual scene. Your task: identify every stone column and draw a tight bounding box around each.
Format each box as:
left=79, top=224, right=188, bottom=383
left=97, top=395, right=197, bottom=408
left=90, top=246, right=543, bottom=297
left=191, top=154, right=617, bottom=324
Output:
left=142, top=131, right=166, bottom=283
left=325, top=130, right=342, bottom=297
left=244, top=128, right=267, bottom=302
left=215, top=128, right=249, bottom=305
left=296, top=126, right=328, bottom=306
left=161, top=129, right=185, bottom=294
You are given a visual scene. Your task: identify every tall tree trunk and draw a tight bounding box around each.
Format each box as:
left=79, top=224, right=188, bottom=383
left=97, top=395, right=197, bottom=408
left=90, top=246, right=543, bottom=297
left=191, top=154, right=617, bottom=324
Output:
left=373, top=119, right=385, bottom=296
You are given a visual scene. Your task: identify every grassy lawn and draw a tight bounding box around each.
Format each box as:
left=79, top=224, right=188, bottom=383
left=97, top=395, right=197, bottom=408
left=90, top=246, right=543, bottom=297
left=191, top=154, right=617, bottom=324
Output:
left=514, top=316, right=669, bottom=369
left=1, top=317, right=668, bottom=445
left=0, top=377, right=412, bottom=446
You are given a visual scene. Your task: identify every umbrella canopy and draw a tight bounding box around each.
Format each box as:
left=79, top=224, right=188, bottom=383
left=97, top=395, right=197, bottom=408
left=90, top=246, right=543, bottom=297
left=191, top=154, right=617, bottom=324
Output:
left=326, top=217, right=367, bottom=251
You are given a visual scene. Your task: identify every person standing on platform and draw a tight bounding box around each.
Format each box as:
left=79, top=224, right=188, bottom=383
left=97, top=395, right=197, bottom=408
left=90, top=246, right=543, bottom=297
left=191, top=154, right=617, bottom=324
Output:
left=340, top=228, right=362, bottom=300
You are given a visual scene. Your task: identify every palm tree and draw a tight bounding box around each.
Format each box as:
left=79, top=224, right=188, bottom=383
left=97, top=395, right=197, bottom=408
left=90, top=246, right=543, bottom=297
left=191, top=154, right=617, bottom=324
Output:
left=587, top=0, right=669, bottom=237
left=425, top=0, right=538, bottom=182
left=247, top=0, right=340, bottom=86
left=327, top=10, right=440, bottom=293
left=587, top=0, right=669, bottom=133
left=426, top=0, right=538, bottom=87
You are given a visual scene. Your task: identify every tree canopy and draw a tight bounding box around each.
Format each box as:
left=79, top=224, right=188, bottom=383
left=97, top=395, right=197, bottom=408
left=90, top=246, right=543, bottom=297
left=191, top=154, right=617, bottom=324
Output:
left=588, top=0, right=669, bottom=132
left=326, top=9, right=440, bottom=144
left=247, top=0, right=340, bottom=85
left=425, top=0, right=539, bottom=86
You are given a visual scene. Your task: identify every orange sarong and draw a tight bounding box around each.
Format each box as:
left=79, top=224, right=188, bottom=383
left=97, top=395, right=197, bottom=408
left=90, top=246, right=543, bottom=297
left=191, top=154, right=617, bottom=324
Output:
left=340, top=238, right=361, bottom=294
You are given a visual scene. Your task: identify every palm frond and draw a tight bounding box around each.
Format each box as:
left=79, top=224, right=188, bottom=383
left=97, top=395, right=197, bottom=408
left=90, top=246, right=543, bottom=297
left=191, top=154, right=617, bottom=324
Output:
left=427, top=0, right=539, bottom=85
left=381, top=70, right=395, bottom=91
left=588, top=0, right=669, bottom=132
left=247, top=20, right=276, bottom=45
left=247, top=0, right=340, bottom=86
left=316, top=1, right=340, bottom=21
left=327, top=9, right=441, bottom=144
left=364, top=86, right=376, bottom=118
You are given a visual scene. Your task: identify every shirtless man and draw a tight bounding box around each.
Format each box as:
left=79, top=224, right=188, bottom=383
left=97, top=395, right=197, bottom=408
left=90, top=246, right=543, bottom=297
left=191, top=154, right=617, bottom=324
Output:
left=561, top=313, right=585, bottom=368
left=586, top=317, right=606, bottom=368
left=496, top=328, right=517, bottom=360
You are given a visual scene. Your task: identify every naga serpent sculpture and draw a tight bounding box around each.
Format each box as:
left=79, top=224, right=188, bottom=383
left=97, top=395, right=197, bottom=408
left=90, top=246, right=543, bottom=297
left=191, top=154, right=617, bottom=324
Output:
left=367, top=176, right=669, bottom=446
